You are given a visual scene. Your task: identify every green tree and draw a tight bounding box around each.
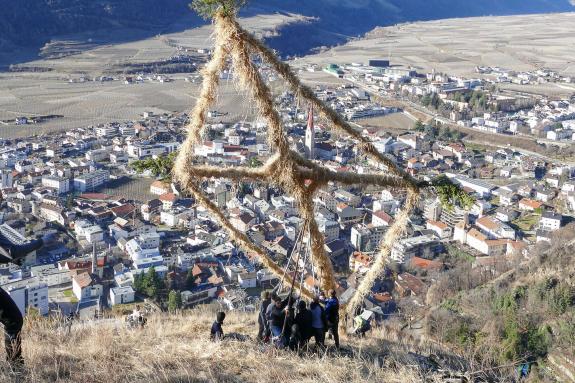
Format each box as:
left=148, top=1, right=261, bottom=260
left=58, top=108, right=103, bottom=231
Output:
left=167, top=290, right=183, bottom=313
left=141, top=267, right=164, bottom=299
left=131, top=152, right=177, bottom=181
left=190, top=0, right=247, bottom=19
left=424, top=124, right=438, bottom=139
left=248, top=157, right=263, bottom=168
left=133, top=273, right=144, bottom=293
left=432, top=175, right=475, bottom=211
left=414, top=120, right=425, bottom=132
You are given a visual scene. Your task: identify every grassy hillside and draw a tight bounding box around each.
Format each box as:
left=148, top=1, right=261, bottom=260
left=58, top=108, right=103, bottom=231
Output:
left=0, top=308, right=467, bottom=383
left=424, top=226, right=575, bottom=381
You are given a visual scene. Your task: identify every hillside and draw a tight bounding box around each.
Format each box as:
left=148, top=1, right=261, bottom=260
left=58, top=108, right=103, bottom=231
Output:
left=423, top=226, right=575, bottom=381
left=1, top=0, right=573, bottom=57
left=0, top=308, right=472, bottom=383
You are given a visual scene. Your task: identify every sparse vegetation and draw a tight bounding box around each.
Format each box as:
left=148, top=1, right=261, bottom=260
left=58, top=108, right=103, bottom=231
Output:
left=1, top=308, right=474, bottom=382
left=131, top=152, right=177, bottom=181
left=425, top=225, right=575, bottom=374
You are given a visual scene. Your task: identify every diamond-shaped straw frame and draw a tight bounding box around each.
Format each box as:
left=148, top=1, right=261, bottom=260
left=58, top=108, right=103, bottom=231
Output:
left=174, top=12, right=421, bottom=314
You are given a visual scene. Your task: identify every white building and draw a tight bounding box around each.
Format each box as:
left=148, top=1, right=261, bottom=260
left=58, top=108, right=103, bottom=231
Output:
left=73, top=170, right=110, bottom=192
left=95, top=125, right=118, bottom=138
left=390, top=235, right=442, bottom=264
left=2, top=277, right=49, bottom=316
left=125, top=232, right=161, bottom=261
left=72, top=273, right=103, bottom=301
left=238, top=272, right=257, bottom=288
left=540, top=212, right=562, bottom=231
left=84, top=225, right=104, bottom=244
left=42, top=176, right=71, bottom=194
left=31, top=265, right=71, bottom=287
left=109, top=286, right=135, bottom=306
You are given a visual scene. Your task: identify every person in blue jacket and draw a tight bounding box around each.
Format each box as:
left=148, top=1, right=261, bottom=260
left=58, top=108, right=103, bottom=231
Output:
left=324, top=289, right=340, bottom=349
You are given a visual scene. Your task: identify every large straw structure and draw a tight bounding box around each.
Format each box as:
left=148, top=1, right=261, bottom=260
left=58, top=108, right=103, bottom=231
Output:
left=173, top=10, right=422, bottom=314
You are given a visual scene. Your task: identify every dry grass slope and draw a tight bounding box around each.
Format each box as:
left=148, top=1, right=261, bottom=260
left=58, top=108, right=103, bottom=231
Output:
left=0, top=308, right=454, bottom=383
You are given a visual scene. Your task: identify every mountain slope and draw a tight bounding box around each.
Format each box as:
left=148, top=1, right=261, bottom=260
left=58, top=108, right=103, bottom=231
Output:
left=0, top=0, right=573, bottom=57
left=1, top=308, right=468, bottom=383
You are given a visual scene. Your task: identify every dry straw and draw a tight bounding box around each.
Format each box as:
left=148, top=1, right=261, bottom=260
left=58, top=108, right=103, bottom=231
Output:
left=174, top=11, right=421, bottom=315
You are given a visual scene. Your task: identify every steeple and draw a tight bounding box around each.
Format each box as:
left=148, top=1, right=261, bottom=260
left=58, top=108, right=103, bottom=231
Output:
left=305, top=105, right=315, bottom=159
left=91, top=242, right=97, bottom=275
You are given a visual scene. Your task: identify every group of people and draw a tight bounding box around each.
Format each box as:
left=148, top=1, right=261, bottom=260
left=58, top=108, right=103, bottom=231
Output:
left=126, top=305, right=147, bottom=329
left=257, top=289, right=340, bottom=350
left=209, top=288, right=375, bottom=350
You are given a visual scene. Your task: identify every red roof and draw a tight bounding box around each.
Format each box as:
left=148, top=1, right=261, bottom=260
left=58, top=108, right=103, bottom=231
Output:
left=110, top=203, right=136, bottom=217
left=373, top=210, right=394, bottom=225
left=351, top=251, right=372, bottom=267
left=519, top=198, right=543, bottom=209
left=159, top=193, right=177, bottom=202
left=409, top=257, right=443, bottom=271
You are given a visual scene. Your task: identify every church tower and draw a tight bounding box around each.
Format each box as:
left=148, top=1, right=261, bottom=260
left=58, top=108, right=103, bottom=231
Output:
left=305, top=106, right=315, bottom=159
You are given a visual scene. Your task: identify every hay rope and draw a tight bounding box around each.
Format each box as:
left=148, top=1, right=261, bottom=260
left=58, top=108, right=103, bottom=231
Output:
left=174, top=11, right=421, bottom=313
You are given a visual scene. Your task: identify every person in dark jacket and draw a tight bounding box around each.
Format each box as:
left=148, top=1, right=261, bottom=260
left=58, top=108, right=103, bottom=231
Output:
left=0, top=231, right=45, bottom=368
left=269, top=296, right=289, bottom=338
left=257, top=291, right=272, bottom=340
left=294, top=300, right=312, bottom=347
left=324, top=289, right=340, bottom=348
left=210, top=311, right=226, bottom=341
left=288, top=323, right=301, bottom=351
left=309, top=295, right=325, bottom=347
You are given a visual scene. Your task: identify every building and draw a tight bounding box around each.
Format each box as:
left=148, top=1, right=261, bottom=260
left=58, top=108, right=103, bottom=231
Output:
left=238, top=272, right=257, bottom=288
left=440, top=205, right=469, bottom=228
left=0, top=224, right=37, bottom=266
left=73, top=170, right=110, bottom=192
left=349, top=251, right=372, bottom=273
left=84, top=225, right=104, bottom=244
left=150, top=181, right=171, bottom=196
left=31, top=266, right=72, bottom=287
left=42, top=175, right=71, bottom=194
left=372, top=210, right=394, bottom=227
left=451, top=175, right=495, bottom=198
left=0, top=169, right=14, bottom=189
left=350, top=224, right=386, bottom=252
left=476, top=216, right=516, bottom=240
left=518, top=198, right=543, bottom=212
left=540, top=211, right=562, bottom=231
left=95, top=125, right=118, bottom=138
left=426, top=220, right=452, bottom=239
left=2, top=277, right=49, bottom=316
left=125, top=233, right=161, bottom=261
left=369, top=59, right=390, bottom=68
left=317, top=217, right=340, bottom=242
left=109, top=286, right=135, bottom=306
left=423, top=199, right=442, bottom=221
left=305, top=106, right=315, bottom=159
left=72, top=272, right=103, bottom=301
left=391, top=235, right=443, bottom=264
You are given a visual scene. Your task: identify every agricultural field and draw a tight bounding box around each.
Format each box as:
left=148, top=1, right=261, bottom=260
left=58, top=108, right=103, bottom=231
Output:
left=0, top=13, right=304, bottom=139
left=100, top=176, right=156, bottom=202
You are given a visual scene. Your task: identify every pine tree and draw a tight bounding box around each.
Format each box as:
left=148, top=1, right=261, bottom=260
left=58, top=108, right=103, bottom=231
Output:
left=186, top=269, right=196, bottom=290
left=168, top=290, right=183, bottom=313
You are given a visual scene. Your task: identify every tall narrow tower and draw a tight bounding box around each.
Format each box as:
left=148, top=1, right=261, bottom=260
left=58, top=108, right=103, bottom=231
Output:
left=305, top=105, right=315, bottom=160
left=91, top=242, right=97, bottom=275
